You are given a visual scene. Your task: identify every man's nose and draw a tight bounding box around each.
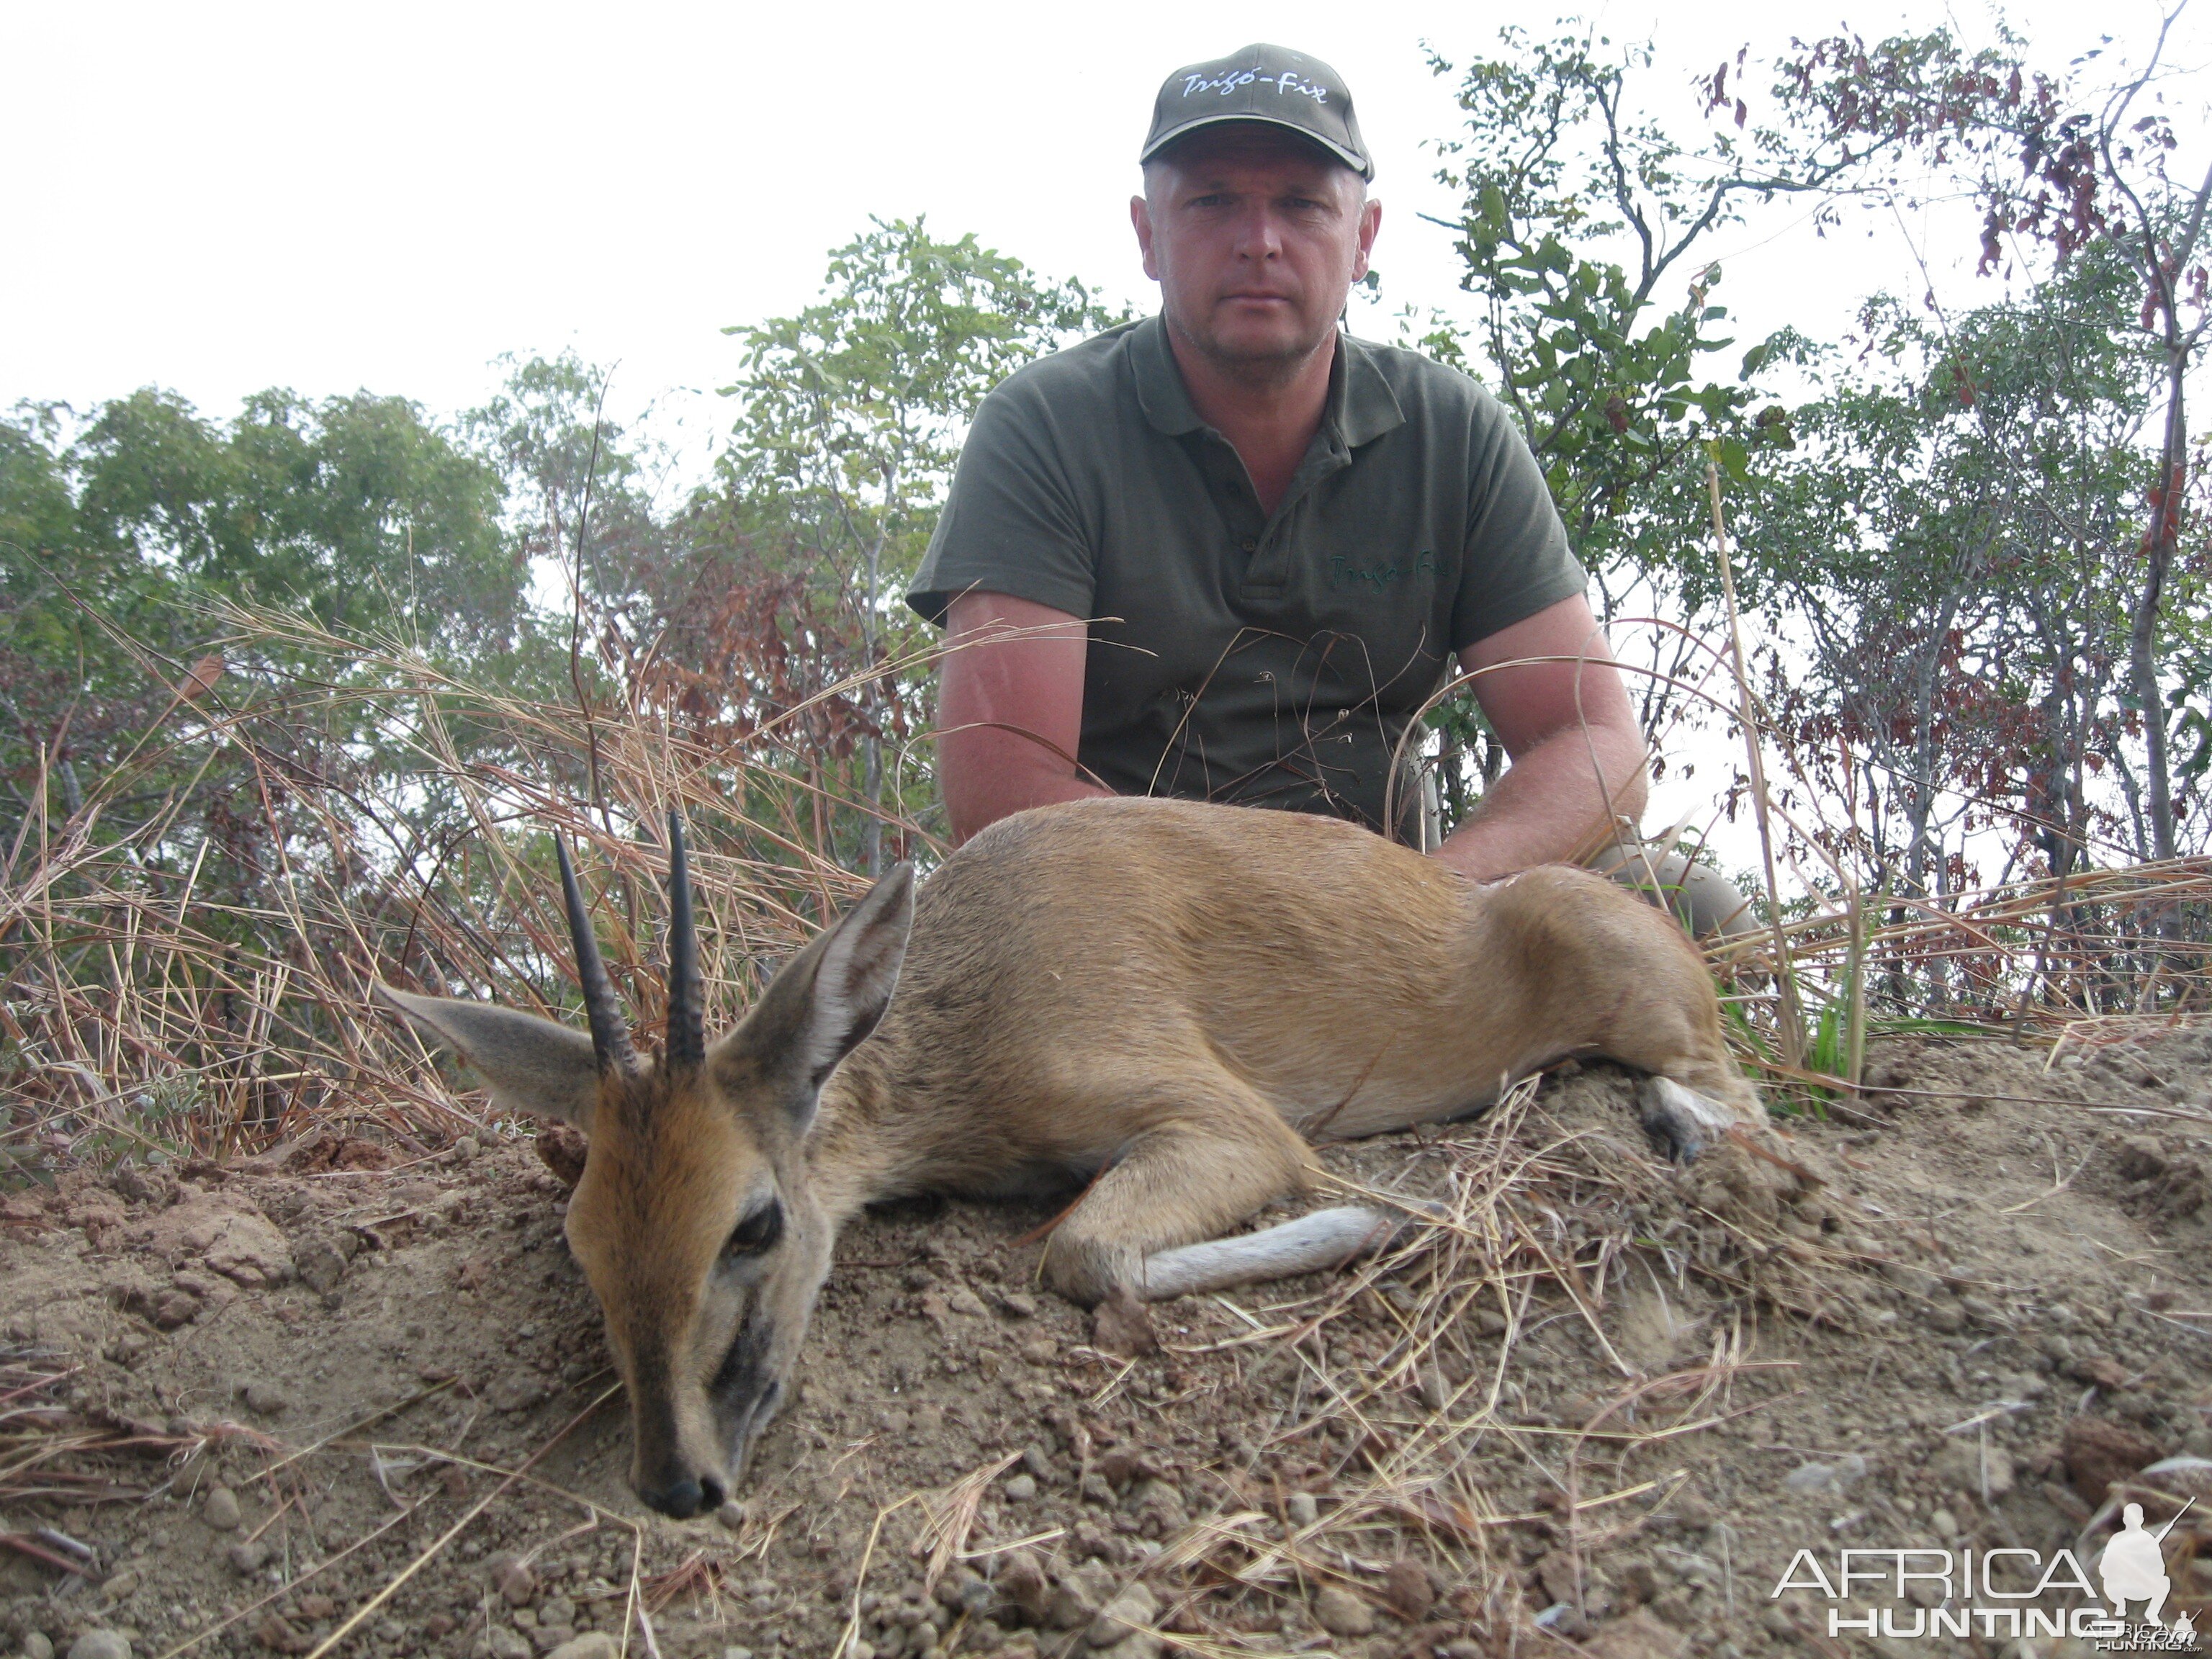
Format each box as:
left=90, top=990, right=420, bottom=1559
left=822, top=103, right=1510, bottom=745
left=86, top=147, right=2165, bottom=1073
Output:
left=1231, top=204, right=1285, bottom=260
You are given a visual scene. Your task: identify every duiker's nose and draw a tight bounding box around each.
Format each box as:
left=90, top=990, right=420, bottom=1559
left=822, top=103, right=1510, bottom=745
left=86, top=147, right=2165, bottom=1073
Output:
left=638, top=1470, right=722, bottom=1519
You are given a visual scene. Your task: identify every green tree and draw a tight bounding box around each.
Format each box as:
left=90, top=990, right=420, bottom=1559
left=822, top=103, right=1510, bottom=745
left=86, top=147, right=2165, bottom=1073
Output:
left=717, top=217, right=1118, bottom=871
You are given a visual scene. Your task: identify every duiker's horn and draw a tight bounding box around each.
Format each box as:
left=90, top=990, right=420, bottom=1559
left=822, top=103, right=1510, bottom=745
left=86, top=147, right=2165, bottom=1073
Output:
left=557, top=835, right=642, bottom=1077
left=665, top=811, right=703, bottom=1069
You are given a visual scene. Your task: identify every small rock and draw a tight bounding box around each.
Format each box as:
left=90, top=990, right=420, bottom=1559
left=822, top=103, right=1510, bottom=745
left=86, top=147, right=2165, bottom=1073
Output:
left=1099, top=1637, right=1161, bottom=1659
left=485, top=1629, right=532, bottom=1659
left=1931, top=1441, right=2014, bottom=1498
left=541, top=1637, right=618, bottom=1659
left=2116, top=1136, right=2168, bottom=1181
left=716, top=1500, right=749, bottom=1533
left=1581, top=1609, right=1691, bottom=1659
left=67, top=1633, right=130, bottom=1659
left=228, top=1539, right=270, bottom=1574
left=243, top=1381, right=289, bottom=1416
left=24, top=1635, right=55, bottom=1659
left=997, top=1292, right=1038, bottom=1318
left=1090, top=1287, right=1156, bottom=1359
left=202, top=1485, right=242, bottom=1530
left=1783, top=1454, right=1866, bottom=1496
left=536, top=1598, right=574, bottom=1630
left=1312, top=1586, right=1375, bottom=1638
left=1020, top=1337, right=1058, bottom=1367
left=944, top=1286, right=989, bottom=1318
left=1004, top=1474, right=1038, bottom=1503
left=1930, top=1507, right=1959, bottom=1539
left=1285, top=1492, right=1318, bottom=1528
left=150, top=1290, right=202, bottom=1330
left=1087, top=1582, right=1158, bottom=1646
left=1022, top=1445, right=1053, bottom=1480
left=994, top=1549, right=1052, bottom=1624
left=1046, top=1561, right=1118, bottom=1630
left=297, top=1241, right=349, bottom=1295
left=498, top=1559, right=538, bottom=1606
left=1383, top=1560, right=1435, bottom=1621
left=1922, top=1301, right=1965, bottom=1335
left=2064, top=1416, right=2163, bottom=1501
left=720, top=1650, right=754, bottom=1659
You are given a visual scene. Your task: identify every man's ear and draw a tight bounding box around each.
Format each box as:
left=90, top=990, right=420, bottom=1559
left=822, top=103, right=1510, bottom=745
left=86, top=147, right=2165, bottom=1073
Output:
left=372, top=983, right=599, bottom=1128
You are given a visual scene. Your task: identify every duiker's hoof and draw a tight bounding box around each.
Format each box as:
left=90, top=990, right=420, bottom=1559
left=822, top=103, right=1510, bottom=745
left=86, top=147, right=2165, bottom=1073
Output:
left=1090, top=1285, right=1158, bottom=1359
left=1636, top=1077, right=1737, bottom=1163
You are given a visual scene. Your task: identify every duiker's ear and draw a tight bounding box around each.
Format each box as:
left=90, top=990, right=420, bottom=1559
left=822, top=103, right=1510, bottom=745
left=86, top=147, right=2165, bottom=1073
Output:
left=372, top=983, right=600, bottom=1128
left=730, top=864, right=914, bottom=1115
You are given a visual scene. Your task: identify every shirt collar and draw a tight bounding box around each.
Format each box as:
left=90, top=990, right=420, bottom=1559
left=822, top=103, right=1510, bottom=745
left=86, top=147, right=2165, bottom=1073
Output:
left=1130, top=314, right=1406, bottom=449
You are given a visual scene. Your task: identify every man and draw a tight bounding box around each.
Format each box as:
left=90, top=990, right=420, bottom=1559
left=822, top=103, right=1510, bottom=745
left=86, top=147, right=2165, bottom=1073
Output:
left=909, top=44, right=1734, bottom=923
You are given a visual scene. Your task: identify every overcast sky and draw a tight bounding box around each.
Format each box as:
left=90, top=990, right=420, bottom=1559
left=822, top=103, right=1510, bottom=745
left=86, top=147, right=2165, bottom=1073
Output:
left=8, top=0, right=2206, bottom=448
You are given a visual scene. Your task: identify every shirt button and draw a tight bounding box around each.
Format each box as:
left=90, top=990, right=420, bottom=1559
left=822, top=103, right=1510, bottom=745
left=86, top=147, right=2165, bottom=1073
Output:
left=1241, top=539, right=1256, bottom=553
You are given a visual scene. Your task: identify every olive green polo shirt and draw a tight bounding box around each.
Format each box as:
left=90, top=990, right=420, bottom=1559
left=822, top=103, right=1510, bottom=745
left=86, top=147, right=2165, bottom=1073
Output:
left=907, top=315, right=1584, bottom=839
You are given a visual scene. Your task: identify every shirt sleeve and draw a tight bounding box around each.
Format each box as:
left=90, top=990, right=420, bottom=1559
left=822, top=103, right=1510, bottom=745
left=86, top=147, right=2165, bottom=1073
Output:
left=1449, top=388, right=1588, bottom=651
left=907, top=379, right=1097, bottom=627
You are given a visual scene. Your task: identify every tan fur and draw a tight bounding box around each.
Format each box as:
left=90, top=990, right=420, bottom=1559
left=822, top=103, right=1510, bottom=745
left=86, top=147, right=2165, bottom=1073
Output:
left=377, top=796, right=1781, bottom=1516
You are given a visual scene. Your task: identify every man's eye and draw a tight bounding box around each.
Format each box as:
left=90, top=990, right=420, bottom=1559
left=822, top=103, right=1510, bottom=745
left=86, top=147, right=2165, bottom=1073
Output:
left=725, top=1198, right=783, bottom=1256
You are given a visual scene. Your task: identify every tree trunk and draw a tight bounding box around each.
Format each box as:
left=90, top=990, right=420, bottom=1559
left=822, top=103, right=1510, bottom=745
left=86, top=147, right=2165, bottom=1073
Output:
left=2128, top=355, right=2187, bottom=862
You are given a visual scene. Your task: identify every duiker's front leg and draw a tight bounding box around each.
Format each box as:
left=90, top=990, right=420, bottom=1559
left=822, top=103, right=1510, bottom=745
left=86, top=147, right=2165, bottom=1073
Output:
left=1043, top=1089, right=1415, bottom=1305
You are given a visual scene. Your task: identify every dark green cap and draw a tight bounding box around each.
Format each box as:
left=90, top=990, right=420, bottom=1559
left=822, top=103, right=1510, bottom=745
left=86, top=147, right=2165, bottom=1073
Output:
left=1141, top=43, right=1373, bottom=181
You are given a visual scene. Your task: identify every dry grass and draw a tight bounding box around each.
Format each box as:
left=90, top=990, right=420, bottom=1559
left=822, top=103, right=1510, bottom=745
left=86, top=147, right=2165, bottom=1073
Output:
left=6, top=601, right=2212, bottom=1654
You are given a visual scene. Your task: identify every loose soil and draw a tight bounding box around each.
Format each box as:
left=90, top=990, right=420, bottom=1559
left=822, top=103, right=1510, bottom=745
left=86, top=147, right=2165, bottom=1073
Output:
left=4, top=1030, right=2210, bottom=1659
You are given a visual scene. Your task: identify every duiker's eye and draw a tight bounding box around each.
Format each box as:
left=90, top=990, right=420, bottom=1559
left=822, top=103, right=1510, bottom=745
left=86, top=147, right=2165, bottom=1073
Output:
left=724, top=1197, right=783, bottom=1257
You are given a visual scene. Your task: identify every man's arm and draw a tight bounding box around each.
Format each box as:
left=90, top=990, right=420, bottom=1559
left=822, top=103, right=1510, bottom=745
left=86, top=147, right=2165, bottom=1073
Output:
left=1433, top=593, right=1647, bottom=881
left=937, top=590, right=1112, bottom=844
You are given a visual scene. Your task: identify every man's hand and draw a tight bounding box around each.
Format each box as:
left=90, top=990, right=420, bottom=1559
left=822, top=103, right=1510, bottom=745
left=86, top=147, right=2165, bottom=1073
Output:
left=1434, top=593, right=1647, bottom=881
left=938, top=591, right=1111, bottom=844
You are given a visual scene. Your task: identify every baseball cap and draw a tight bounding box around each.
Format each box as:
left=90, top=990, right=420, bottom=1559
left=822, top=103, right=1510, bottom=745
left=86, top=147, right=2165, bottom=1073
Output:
left=1140, top=44, right=1374, bottom=181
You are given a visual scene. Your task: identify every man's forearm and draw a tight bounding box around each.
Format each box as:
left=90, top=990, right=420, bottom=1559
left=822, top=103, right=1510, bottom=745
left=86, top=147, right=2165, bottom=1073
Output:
left=1431, top=724, right=1647, bottom=882
left=939, top=731, right=1112, bottom=844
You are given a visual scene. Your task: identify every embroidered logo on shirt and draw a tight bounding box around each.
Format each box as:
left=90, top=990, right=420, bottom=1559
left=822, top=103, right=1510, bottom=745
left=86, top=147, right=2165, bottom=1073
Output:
left=1328, top=551, right=1437, bottom=593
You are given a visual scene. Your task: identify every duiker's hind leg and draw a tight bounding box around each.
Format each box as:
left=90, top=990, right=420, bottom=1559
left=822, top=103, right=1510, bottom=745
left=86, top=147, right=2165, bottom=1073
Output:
left=1042, top=1080, right=1402, bottom=1305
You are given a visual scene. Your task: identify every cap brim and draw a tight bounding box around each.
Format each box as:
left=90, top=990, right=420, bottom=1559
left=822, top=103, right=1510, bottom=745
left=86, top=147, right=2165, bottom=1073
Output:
left=1139, top=112, right=1372, bottom=180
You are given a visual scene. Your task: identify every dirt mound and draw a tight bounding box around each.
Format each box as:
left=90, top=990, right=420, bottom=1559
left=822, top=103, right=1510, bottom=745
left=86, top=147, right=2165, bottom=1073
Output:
left=3, top=1033, right=2209, bottom=1659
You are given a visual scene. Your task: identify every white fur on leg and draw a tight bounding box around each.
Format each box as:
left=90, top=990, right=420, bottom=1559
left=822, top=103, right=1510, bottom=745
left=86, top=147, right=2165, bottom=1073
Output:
left=1137, top=1205, right=1404, bottom=1300
left=1637, top=1076, right=1737, bottom=1161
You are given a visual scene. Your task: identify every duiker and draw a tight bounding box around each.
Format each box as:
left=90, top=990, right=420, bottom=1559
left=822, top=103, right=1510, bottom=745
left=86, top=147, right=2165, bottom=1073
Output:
left=377, top=796, right=1788, bottom=1517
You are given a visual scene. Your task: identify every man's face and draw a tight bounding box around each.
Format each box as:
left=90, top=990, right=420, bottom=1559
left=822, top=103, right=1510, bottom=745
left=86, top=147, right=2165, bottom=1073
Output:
left=1132, top=125, right=1381, bottom=383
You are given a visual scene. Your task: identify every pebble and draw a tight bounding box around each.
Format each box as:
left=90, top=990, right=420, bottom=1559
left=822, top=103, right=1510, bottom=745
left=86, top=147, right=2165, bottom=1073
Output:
left=721, top=1650, right=754, bottom=1659
left=202, top=1485, right=242, bottom=1530
left=1473, top=1308, right=1509, bottom=1336
left=242, top=1381, right=289, bottom=1416
left=1087, top=1582, right=1158, bottom=1646
left=1004, top=1474, right=1038, bottom=1503
left=66, top=1635, right=130, bottom=1659
left=1930, top=1508, right=1960, bottom=1539
left=23, top=1636, right=53, bottom=1659
left=498, top=1560, right=538, bottom=1606
left=1384, top=1560, right=1436, bottom=1621
left=1022, top=1445, right=1053, bottom=1480
left=944, top=1286, right=989, bottom=1318
left=1046, top=1561, right=1118, bottom=1629
left=1285, top=1492, right=1318, bottom=1528
left=997, top=1292, right=1038, bottom=1318
left=228, top=1539, right=270, bottom=1574
left=541, top=1637, right=618, bottom=1659
left=1783, top=1455, right=1866, bottom=1496
left=994, top=1550, right=1052, bottom=1625
left=716, top=1500, right=749, bottom=1533
left=1313, top=1586, right=1376, bottom=1637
